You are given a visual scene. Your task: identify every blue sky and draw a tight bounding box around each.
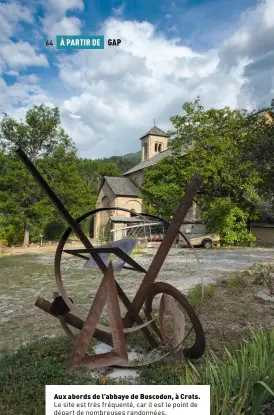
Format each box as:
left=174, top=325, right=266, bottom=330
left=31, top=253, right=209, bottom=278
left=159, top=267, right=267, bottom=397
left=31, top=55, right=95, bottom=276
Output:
left=0, top=0, right=273, bottom=158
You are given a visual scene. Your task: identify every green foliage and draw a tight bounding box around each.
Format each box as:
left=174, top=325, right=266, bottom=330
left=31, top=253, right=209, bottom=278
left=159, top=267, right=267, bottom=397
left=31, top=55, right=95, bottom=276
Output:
left=181, top=329, right=274, bottom=415
left=243, top=102, right=274, bottom=200
left=100, top=151, right=141, bottom=174
left=0, top=337, right=96, bottom=415
left=187, top=283, right=216, bottom=308
left=0, top=152, right=43, bottom=245
left=139, top=363, right=184, bottom=385
left=77, top=158, right=121, bottom=194
left=202, top=197, right=256, bottom=245
left=141, top=155, right=195, bottom=217
left=43, top=219, right=66, bottom=241
left=142, top=98, right=267, bottom=242
left=0, top=105, right=94, bottom=245
left=227, top=273, right=248, bottom=288
left=0, top=104, right=74, bottom=160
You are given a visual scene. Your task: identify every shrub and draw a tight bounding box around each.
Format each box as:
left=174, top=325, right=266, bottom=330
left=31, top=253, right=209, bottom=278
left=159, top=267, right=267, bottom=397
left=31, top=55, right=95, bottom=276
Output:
left=187, top=283, right=216, bottom=308
left=202, top=197, right=256, bottom=246
left=181, top=329, right=274, bottom=414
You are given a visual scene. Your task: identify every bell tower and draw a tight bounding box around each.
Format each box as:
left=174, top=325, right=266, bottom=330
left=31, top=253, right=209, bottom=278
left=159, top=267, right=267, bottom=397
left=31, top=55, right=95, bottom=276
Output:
left=140, top=125, right=168, bottom=162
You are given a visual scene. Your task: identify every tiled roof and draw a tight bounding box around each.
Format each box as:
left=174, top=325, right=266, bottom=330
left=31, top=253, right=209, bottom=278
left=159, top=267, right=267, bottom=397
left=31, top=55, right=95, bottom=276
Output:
left=139, top=126, right=168, bottom=140
left=123, top=149, right=178, bottom=175
left=110, top=216, right=145, bottom=223
left=104, top=176, right=140, bottom=197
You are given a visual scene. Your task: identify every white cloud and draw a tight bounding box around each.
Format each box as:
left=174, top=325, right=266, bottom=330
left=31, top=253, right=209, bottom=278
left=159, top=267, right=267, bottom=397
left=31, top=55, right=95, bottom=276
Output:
left=0, top=1, right=48, bottom=74
left=69, top=113, right=81, bottom=118
left=5, top=69, right=19, bottom=77
left=1, top=0, right=274, bottom=159
left=44, top=0, right=84, bottom=15
left=43, top=16, right=82, bottom=39
left=56, top=18, right=237, bottom=157
left=112, top=3, right=125, bottom=17
left=41, top=0, right=84, bottom=38
left=0, top=41, right=48, bottom=69
left=0, top=1, right=33, bottom=40
left=0, top=75, right=53, bottom=119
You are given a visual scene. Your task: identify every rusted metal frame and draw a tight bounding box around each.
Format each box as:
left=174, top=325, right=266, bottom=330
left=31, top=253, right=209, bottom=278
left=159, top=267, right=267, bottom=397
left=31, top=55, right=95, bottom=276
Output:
left=15, top=148, right=122, bottom=277
left=145, top=281, right=206, bottom=359
left=123, top=173, right=203, bottom=327
left=159, top=293, right=185, bottom=351
left=16, top=148, right=153, bottom=345
left=82, top=262, right=128, bottom=368
left=56, top=232, right=158, bottom=348
left=66, top=263, right=128, bottom=371
left=122, top=265, right=140, bottom=272
left=53, top=291, right=76, bottom=343
left=36, top=295, right=158, bottom=339
left=63, top=251, right=90, bottom=260
left=63, top=247, right=147, bottom=273
left=35, top=296, right=114, bottom=346
left=15, top=148, right=91, bottom=248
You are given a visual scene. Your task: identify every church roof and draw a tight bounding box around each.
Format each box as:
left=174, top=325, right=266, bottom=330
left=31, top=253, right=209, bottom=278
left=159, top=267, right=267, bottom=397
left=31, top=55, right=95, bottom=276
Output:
left=110, top=216, right=145, bottom=223
left=139, top=126, right=168, bottom=140
left=123, top=148, right=173, bottom=176
left=104, top=176, right=141, bottom=197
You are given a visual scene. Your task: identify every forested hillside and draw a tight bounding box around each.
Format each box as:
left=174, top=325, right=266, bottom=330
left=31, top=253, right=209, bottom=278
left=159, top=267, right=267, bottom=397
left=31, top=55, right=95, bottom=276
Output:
left=97, top=151, right=141, bottom=174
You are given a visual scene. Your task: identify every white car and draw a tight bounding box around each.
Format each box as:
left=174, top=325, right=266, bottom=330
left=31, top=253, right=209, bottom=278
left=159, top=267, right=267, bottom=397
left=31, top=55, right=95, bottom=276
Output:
left=180, top=233, right=220, bottom=249
left=179, top=224, right=220, bottom=249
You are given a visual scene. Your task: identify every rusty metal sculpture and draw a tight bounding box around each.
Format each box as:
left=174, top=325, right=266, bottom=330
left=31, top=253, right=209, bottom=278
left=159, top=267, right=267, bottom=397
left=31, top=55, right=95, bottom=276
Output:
left=15, top=147, right=206, bottom=370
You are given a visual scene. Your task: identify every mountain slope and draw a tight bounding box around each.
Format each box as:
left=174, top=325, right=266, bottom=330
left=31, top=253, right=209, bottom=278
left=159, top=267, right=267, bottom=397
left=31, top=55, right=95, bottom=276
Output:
left=97, top=151, right=141, bottom=174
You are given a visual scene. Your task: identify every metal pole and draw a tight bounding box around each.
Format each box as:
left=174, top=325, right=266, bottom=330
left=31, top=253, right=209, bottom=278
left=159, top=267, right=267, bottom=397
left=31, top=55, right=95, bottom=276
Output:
left=123, top=173, right=203, bottom=327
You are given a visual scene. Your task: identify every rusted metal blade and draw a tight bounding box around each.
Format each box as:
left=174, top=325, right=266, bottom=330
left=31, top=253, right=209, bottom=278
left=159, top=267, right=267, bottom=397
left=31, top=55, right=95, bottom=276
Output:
left=83, top=238, right=137, bottom=270
left=64, top=246, right=146, bottom=273
left=82, top=350, right=127, bottom=369
left=35, top=296, right=114, bottom=346
left=66, top=262, right=128, bottom=371
left=123, top=173, right=203, bottom=327
left=63, top=250, right=90, bottom=260
left=53, top=292, right=77, bottom=343
left=144, top=281, right=206, bottom=359
left=159, top=294, right=185, bottom=351
left=36, top=295, right=158, bottom=337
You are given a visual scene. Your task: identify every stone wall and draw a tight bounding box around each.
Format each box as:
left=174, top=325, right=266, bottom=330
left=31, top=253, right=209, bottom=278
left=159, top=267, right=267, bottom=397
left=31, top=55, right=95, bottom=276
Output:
left=251, top=225, right=274, bottom=246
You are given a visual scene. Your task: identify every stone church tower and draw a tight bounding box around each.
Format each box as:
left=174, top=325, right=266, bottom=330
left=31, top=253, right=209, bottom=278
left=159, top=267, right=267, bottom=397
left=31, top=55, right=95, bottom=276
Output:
left=140, top=126, right=169, bottom=161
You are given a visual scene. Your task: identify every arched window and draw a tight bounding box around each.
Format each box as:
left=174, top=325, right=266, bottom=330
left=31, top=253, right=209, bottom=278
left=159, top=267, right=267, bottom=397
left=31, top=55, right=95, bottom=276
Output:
left=101, top=196, right=110, bottom=207
left=155, top=143, right=158, bottom=152
left=143, top=143, right=148, bottom=160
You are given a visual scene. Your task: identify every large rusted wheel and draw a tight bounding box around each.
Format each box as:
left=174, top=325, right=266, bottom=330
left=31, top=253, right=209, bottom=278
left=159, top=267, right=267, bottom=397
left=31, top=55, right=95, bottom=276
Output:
left=145, top=282, right=206, bottom=359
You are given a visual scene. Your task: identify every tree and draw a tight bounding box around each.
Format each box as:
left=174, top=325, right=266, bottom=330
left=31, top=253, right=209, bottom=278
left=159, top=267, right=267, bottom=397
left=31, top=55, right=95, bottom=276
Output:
left=77, top=159, right=121, bottom=196
left=0, top=104, right=74, bottom=160
left=202, top=198, right=256, bottom=245
left=141, top=155, right=195, bottom=217
left=243, top=101, right=274, bottom=202
left=141, top=98, right=263, bottom=244
left=0, top=152, right=45, bottom=245
left=101, top=152, right=141, bottom=174
left=0, top=105, right=87, bottom=246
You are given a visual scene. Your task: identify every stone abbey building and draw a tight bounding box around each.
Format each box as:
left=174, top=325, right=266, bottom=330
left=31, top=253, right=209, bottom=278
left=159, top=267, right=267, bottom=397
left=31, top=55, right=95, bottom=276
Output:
left=93, top=125, right=198, bottom=241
